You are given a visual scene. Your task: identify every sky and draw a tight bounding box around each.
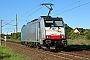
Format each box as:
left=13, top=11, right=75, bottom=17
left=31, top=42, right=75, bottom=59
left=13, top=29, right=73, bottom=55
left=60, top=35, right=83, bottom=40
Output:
left=0, top=0, right=90, bottom=34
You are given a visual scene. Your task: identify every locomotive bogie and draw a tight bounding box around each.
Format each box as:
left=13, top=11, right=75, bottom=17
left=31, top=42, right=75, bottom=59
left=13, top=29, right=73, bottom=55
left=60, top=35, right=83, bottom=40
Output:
left=42, top=40, right=64, bottom=50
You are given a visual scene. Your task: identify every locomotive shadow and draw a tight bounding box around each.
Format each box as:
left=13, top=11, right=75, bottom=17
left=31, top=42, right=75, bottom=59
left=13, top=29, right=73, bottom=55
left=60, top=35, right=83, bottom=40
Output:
left=62, top=45, right=90, bottom=52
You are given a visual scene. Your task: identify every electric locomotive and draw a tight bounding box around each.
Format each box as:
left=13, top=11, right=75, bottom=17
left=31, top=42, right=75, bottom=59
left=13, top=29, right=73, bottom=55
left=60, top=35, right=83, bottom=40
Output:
left=21, top=16, right=67, bottom=50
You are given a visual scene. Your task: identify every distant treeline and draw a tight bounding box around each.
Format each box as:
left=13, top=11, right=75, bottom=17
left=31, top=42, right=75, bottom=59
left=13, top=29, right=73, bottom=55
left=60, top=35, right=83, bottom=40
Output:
left=2, top=32, right=21, bottom=40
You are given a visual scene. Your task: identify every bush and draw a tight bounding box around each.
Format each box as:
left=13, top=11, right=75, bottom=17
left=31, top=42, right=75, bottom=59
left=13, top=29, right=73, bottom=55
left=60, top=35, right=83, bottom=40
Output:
left=10, top=32, right=21, bottom=40
left=70, top=33, right=80, bottom=40
left=85, top=33, right=90, bottom=40
left=84, top=29, right=90, bottom=40
left=66, top=32, right=72, bottom=39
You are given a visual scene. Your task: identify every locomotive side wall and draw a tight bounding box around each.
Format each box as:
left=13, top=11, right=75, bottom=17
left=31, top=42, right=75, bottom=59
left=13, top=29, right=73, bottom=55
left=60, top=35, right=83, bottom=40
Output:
left=24, top=22, right=38, bottom=42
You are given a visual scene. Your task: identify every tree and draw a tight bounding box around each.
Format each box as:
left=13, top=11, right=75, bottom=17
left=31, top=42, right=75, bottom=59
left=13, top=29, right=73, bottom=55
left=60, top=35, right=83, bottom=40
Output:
left=65, top=24, right=73, bottom=39
left=84, top=29, right=90, bottom=40
left=10, top=32, right=21, bottom=40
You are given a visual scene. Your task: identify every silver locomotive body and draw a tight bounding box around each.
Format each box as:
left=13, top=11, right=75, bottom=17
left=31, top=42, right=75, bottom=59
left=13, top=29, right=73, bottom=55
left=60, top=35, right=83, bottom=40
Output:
left=21, top=16, right=67, bottom=50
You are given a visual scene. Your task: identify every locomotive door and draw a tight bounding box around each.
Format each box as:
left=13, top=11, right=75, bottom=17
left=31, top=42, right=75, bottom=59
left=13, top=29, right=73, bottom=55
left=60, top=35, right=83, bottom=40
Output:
left=38, top=18, right=45, bottom=44
left=37, top=22, right=40, bottom=41
left=40, top=18, right=45, bottom=39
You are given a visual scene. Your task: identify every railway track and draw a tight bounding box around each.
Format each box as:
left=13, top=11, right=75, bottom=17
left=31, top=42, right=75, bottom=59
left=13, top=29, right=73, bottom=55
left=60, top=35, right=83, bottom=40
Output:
left=34, top=49, right=90, bottom=60
left=1, top=40, right=90, bottom=60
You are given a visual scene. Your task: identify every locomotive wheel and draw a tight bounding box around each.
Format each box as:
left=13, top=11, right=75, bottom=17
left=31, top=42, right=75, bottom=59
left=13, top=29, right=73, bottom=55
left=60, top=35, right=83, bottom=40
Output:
left=21, top=42, right=24, bottom=45
left=46, top=44, right=50, bottom=51
left=37, top=43, right=41, bottom=49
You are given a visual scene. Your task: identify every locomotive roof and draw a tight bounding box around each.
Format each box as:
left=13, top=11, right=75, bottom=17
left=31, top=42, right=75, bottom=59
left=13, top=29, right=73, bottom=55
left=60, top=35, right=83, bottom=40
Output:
left=41, top=16, right=51, bottom=19
left=45, top=18, right=63, bottom=20
left=40, top=16, right=63, bottom=21
left=31, top=19, right=38, bottom=22
left=27, top=19, right=38, bottom=24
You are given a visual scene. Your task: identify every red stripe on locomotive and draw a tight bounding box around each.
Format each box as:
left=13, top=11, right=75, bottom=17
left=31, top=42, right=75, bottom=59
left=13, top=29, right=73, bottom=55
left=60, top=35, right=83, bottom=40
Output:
left=46, top=34, right=65, bottom=40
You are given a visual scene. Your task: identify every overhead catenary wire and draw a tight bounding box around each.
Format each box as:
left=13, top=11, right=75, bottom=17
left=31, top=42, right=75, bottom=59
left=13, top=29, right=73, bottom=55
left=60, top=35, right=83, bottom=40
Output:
left=53, top=0, right=82, bottom=13
left=54, top=2, right=90, bottom=16
left=20, top=7, right=43, bottom=22
left=2, top=20, right=14, bottom=27
left=3, top=19, right=16, bottom=26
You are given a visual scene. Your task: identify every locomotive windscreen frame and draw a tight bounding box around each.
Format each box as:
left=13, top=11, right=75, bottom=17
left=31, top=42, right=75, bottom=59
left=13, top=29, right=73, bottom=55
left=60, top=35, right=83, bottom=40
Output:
left=44, top=19, right=64, bottom=27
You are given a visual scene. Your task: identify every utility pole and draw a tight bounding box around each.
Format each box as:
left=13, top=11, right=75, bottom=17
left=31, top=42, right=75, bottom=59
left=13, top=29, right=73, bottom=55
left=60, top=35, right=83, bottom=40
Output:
left=0, top=20, right=2, bottom=46
left=16, top=14, right=18, bottom=33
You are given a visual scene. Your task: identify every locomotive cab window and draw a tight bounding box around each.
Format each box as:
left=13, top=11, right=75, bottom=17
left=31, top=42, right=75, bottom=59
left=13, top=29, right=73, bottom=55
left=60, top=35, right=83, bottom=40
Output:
left=54, top=21, right=63, bottom=27
left=45, top=20, right=64, bottom=27
left=45, top=21, right=54, bottom=27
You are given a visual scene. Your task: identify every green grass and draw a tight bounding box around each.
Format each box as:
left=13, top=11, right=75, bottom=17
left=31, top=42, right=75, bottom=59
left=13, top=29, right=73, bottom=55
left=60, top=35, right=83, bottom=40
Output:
left=0, top=45, right=28, bottom=60
left=68, top=39, right=90, bottom=45
left=67, top=39, right=90, bottom=49
left=7, top=39, right=21, bottom=42
left=11, top=39, right=21, bottom=42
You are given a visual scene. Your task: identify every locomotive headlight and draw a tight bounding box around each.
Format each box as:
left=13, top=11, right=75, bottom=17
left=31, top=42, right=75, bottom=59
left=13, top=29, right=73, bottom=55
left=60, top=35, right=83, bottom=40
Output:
left=62, top=35, right=64, bottom=38
left=47, top=36, right=49, bottom=38
left=61, top=35, right=65, bottom=39
left=46, top=36, right=50, bottom=38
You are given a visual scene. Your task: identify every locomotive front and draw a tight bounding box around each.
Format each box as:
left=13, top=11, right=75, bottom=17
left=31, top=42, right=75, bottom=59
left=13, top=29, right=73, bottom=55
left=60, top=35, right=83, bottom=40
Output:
left=42, top=17, right=67, bottom=50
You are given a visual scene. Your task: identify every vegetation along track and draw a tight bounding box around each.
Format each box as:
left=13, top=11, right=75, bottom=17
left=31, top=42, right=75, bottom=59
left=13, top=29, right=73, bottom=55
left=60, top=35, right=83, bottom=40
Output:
left=1, top=40, right=90, bottom=60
